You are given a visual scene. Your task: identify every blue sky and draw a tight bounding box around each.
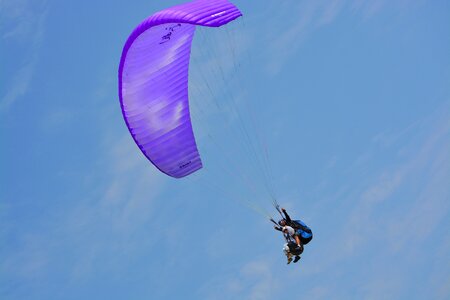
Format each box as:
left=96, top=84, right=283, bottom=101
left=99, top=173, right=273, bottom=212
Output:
left=1, top=0, right=450, bottom=299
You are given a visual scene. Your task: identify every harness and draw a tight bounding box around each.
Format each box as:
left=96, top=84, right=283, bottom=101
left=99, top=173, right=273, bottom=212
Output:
left=283, top=233, right=294, bottom=243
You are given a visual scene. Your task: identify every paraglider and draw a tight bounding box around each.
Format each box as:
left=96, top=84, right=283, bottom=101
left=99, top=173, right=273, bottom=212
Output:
left=118, top=0, right=242, bottom=178
left=119, top=0, right=312, bottom=267
left=273, top=207, right=313, bottom=264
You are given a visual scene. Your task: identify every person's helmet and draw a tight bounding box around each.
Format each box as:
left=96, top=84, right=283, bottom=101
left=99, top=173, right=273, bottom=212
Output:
left=278, top=219, right=287, bottom=226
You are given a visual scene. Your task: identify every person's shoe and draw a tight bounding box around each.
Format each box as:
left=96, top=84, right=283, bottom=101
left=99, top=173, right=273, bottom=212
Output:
left=293, top=255, right=301, bottom=263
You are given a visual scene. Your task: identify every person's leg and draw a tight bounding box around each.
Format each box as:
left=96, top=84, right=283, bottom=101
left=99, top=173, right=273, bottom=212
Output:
left=287, top=253, right=293, bottom=264
left=291, top=241, right=302, bottom=263
left=283, top=244, right=293, bottom=264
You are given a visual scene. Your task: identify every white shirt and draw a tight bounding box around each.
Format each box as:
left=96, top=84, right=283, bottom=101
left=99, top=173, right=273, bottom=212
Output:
left=282, top=226, right=295, bottom=237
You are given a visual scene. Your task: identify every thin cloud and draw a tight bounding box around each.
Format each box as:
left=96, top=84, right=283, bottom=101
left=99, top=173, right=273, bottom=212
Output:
left=0, top=131, right=167, bottom=286
left=305, top=102, right=450, bottom=298
left=0, top=0, right=47, bottom=111
left=318, top=0, right=346, bottom=26
left=345, top=104, right=449, bottom=254
left=0, top=60, right=35, bottom=111
left=197, top=257, right=280, bottom=300
left=351, top=0, right=386, bottom=20
left=255, top=0, right=395, bottom=74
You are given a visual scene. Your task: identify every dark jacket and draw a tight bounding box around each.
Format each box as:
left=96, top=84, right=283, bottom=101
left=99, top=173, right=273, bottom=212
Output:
left=282, top=210, right=313, bottom=239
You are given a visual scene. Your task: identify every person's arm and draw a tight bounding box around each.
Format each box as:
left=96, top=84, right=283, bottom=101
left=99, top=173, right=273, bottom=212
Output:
left=281, top=208, right=292, bottom=223
left=274, top=225, right=282, bottom=232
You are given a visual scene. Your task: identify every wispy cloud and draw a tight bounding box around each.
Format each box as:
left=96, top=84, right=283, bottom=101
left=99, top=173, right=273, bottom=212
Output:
left=349, top=107, right=447, bottom=247
left=0, top=130, right=167, bottom=290
left=0, top=60, right=35, bottom=111
left=64, top=134, right=167, bottom=279
left=0, top=0, right=47, bottom=111
left=351, top=0, right=386, bottom=20
left=198, top=257, right=280, bottom=300
left=246, top=0, right=397, bottom=74
left=306, top=102, right=450, bottom=298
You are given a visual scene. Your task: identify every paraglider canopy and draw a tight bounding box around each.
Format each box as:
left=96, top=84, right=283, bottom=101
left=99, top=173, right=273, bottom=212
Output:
left=118, top=0, right=242, bottom=178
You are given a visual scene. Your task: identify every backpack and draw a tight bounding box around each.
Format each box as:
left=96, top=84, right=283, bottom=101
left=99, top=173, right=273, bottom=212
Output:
left=291, top=220, right=312, bottom=234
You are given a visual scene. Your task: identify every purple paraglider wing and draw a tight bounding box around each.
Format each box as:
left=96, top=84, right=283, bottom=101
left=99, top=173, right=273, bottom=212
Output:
left=118, top=0, right=242, bottom=178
